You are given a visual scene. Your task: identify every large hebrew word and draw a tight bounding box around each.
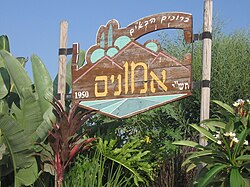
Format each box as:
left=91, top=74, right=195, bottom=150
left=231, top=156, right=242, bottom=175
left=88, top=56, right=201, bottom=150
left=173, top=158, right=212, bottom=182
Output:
left=94, top=61, right=169, bottom=97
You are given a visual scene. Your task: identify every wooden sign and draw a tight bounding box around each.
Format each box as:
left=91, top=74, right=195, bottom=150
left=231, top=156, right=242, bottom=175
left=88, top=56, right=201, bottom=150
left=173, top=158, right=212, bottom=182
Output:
left=72, top=12, right=193, bottom=118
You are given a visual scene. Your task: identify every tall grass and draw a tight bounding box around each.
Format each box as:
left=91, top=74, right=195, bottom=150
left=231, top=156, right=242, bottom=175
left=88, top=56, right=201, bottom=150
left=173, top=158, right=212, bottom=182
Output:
left=63, top=151, right=132, bottom=187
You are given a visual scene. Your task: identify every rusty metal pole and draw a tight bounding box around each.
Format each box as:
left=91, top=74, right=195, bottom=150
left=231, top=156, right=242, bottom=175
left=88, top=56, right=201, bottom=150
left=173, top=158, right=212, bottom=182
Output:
left=200, top=0, right=213, bottom=146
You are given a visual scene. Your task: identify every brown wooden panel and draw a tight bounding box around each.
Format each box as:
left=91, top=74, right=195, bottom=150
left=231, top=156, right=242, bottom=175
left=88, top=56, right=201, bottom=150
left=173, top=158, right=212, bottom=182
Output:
left=72, top=12, right=193, bottom=104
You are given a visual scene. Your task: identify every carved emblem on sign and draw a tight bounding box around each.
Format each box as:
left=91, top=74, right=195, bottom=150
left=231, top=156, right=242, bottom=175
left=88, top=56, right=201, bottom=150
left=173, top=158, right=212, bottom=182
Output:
left=72, top=12, right=193, bottom=118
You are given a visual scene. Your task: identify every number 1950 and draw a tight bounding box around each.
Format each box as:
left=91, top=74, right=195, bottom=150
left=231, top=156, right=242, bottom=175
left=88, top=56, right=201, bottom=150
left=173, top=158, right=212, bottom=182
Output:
left=74, top=91, right=89, bottom=99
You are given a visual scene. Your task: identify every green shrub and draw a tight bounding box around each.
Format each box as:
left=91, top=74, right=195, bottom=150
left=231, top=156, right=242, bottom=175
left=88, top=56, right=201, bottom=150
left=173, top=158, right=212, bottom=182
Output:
left=64, top=151, right=132, bottom=187
left=173, top=100, right=250, bottom=186
left=64, top=137, right=153, bottom=187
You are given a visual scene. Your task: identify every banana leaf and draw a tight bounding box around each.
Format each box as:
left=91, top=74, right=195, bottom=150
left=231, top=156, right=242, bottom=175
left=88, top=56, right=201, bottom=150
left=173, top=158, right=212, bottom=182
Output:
left=16, top=158, right=38, bottom=186
left=0, top=114, right=35, bottom=186
left=31, top=54, right=53, bottom=114
left=0, top=50, right=10, bottom=99
left=0, top=67, right=10, bottom=99
left=9, top=57, right=28, bottom=95
left=11, top=89, right=43, bottom=141
left=0, top=129, right=6, bottom=159
left=0, top=35, right=10, bottom=52
left=31, top=54, right=56, bottom=141
left=0, top=50, right=32, bottom=98
left=0, top=36, right=11, bottom=98
left=35, top=104, right=56, bottom=142
left=0, top=50, right=28, bottom=103
left=0, top=99, right=8, bottom=114
left=1, top=50, right=53, bottom=142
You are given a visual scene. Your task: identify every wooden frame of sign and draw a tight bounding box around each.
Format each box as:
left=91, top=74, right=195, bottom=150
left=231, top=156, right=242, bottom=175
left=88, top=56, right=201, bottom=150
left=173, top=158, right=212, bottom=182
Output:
left=71, top=12, right=193, bottom=118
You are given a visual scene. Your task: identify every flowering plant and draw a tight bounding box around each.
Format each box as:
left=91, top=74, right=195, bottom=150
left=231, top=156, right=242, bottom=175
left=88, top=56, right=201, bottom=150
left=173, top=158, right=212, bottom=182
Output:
left=233, top=99, right=250, bottom=118
left=173, top=100, right=250, bottom=187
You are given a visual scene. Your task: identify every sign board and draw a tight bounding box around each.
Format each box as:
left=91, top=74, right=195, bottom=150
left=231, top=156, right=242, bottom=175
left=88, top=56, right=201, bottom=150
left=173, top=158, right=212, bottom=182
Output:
left=72, top=12, right=193, bottom=118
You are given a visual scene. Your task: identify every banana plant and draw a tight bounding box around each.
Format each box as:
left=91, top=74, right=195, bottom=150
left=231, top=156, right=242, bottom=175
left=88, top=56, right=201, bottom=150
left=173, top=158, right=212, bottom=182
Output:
left=0, top=113, right=37, bottom=186
left=0, top=36, right=55, bottom=186
left=1, top=50, right=53, bottom=140
left=0, top=35, right=87, bottom=186
left=0, top=50, right=54, bottom=186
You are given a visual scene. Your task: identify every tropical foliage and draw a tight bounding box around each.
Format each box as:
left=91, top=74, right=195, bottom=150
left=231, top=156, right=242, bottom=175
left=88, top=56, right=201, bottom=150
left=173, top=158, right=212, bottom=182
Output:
left=64, top=137, right=153, bottom=187
left=0, top=19, right=249, bottom=187
left=0, top=35, right=54, bottom=186
left=173, top=100, right=250, bottom=187
left=0, top=35, right=87, bottom=186
left=159, top=26, right=250, bottom=121
left=64, top=150, right=133, bottom=187
left=37, top=99, right=95, bottom=187
left=96, top=137, right=153, bottom=186
left=63, top=24, right=250, bottom=187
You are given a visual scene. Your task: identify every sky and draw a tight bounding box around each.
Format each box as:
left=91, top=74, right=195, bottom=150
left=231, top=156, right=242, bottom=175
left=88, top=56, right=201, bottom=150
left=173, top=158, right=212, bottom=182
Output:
left=1, top=0, right=250, bottom=79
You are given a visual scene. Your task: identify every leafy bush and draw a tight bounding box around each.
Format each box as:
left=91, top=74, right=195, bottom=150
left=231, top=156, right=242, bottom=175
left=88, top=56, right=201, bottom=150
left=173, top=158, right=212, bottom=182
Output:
left=96, top=137, right=153, bottom=186
left=159, top=26, right=250, bottom=121
left=173, top=100, right=250, bottom=186
left=64, top=137, right=153, bottom=187
left=64, top=151, right=132, bottom=187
